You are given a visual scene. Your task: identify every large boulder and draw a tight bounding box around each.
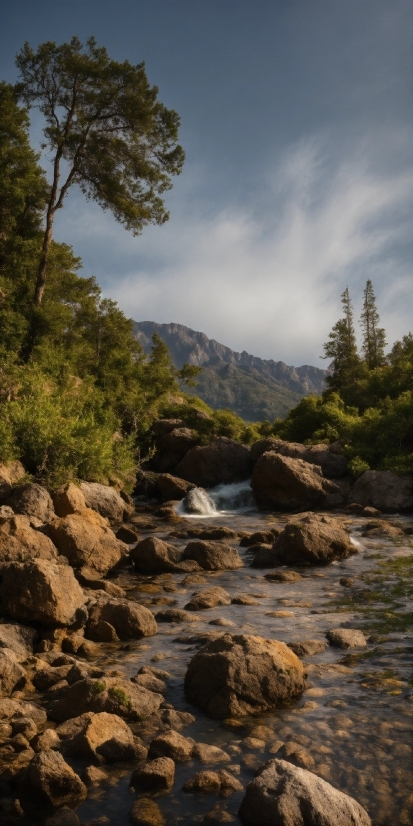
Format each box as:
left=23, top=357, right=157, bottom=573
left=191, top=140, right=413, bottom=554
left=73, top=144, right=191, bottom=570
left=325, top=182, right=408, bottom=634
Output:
left=152, top=428, right=197, bottom=473
left=79, top=482, right=129, bottom=523
left=183, top=540, right=244, bottom=571
left=250, top=439, right=348, bottom=479
left=7, top=483, right=55, bottom=523
left=0, top=647, right=27, bottom=697
left=0, top=560, right=85, bottom=625
left=238, top=759, right=371, bottom=826
left=0, top=460, right=26, bottom=500
left=350, top=470, right=413, bottom=513
left=184, top=633, right=306, bottom=718
left=272, top=513, right=356, bottom=566
left=175, top=437, right=251, bottom=487
left=131, top=536, right=182, bottom=573
left=46, top=510, right=127, bottom=575
left=27, top=750, right=87, bottom=808
left=0, top=623, right=37, bottom=658
left=86, top=597, right=157, bottom=640
left=0, top=515, right=58, bottom=569
left=157, top=473, right=194, bottom=501
left=52, top=483, right=87, bottom=517
left=66, top=712, right=138, bottom=762
left=49, top=676, right=162, bottom=723
left=251, top=452, right=343, bottom=511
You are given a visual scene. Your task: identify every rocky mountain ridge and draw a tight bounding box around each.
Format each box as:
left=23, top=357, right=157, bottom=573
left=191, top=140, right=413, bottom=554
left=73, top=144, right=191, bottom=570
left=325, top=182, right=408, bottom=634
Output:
left=133, top=321, right=327, bottom=421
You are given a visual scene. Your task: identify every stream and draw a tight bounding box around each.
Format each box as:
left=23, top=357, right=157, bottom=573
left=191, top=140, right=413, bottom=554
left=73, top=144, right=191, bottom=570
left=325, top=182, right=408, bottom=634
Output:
left=75, top=488, right=413, bottom=826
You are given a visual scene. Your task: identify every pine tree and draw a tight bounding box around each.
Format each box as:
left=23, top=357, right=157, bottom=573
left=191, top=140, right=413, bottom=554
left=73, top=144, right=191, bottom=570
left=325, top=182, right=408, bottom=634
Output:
left=360, top=280, right=387, bottom=368
left=323, top=286, right=360, bottom=391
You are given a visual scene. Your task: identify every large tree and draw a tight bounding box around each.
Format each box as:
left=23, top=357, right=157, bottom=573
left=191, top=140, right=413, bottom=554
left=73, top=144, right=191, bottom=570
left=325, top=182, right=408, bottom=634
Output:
left=359, top=279, right=387, bottom=369
left=15, top=36, right=185, bottom=306
left=323, top=286, right=360, bottom=391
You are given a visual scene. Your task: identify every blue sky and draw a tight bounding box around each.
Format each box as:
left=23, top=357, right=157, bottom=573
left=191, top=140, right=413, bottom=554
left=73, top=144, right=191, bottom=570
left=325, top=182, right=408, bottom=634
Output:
left=1, top=0, right=412, bottom=366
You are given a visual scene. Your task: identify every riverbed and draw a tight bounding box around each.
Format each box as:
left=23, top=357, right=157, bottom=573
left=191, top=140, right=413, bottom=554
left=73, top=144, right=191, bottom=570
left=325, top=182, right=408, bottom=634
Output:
left=75, top=506, right=413, bottom=826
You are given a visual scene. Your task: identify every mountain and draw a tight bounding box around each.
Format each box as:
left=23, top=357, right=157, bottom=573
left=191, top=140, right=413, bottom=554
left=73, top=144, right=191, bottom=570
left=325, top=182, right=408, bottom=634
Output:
left=133, top=321, right=327, bottom=422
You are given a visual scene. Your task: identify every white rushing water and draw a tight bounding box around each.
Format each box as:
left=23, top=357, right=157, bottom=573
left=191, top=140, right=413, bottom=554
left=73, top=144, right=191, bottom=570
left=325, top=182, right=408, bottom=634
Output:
left=178, top=479, right=255, bottom=516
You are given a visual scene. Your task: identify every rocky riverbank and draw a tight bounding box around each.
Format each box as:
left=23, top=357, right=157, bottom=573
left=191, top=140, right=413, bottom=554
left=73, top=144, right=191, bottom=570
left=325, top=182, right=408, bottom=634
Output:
left=0, top=442, right=412, bottom=825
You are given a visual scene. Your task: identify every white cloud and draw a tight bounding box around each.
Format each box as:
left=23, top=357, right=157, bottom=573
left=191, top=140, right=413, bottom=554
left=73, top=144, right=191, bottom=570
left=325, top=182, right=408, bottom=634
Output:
left=54, top=135, right=413, bottom=366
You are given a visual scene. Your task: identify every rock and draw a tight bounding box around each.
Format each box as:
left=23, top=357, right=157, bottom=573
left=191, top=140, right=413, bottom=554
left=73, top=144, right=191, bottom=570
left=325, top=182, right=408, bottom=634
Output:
left=240, top=530, right=280, bottom=547
left=0, top=560, right=85, bottom=625
left=152, top=418, right=184, bottom=437
left=326, top=629, right=367, bottom=649
left=66, top=712, right=138, bottom=762
left=361, top=520, right=405, bottom=537
left=155, top=608, right=200, bottom=623
left=82, top=764, right=109, bottom=785
left=0, top=515, right=58, bottom=568
left=158, top=708, right=196, bottom=729
left=157, top=474, right=194, bottom=501
left=249, top=544, right=277, bottom=568
left=180, top=488, right=217, bottom=515
left=80, top=482, right=127, bottom=523
left=32, top=729, right=61, bottom=752
left=0, top=623, right=37, bottom=658
left=264, top=571, right=302, bottom=583
left=251, top=453, right=344, bottom=511
left=0, top=648, right=26, bottom=696
left=272, top=513, right=355, bottom=566
left=185, top=587, right=232, bottom=611
left=250, top=439, right=348, bottom=478
left=202, top=805, right=237, bottom=824
left=187, top=526, right=240, bottom=540
left=27, top=750, right=87, bottom=808
left=116, top=525, right=140, bottom=543
left=287, top=640, right=328, bottom=657
left=183, top=769, right=243, bottom=794
left=0, top=698, right=47, bottom=726
left=132, top=673, right=167, bottom=694
left=175, top=437, right=251, bottom=487
left=277, top=741, right=315, bottom=769
left=6, top=483, right=55, bottom=523
left=130, top=536, right=182, bottom=573
left=52, top=483, right=87, bottom=517
left=183, top=540, right=244, bottom=571
left=43, top=807, right=80, bottom=826
left=193, top=743, right=230, bottom=764
left=149, top=729, right=194, bottom=761
left=48, top=677, right=162, bottom=723
left=231, top=595, right=259, bottom=605
left=129, top=798, right=165, bottom=826
left=76, top=566, right=125, bottom=596
left=184, top=633, right=306, bottom=719
left=351, top=470, right=413, bottom=513
left=47, top=510, right=126, bottom=575
left=152, top=427, right=197, bottom=473
left=86, top=597, right=157, bottom=640
left=238, top=758, right=371, bottom=826
left=130, top=756, right=175, bottom=791
left=0, top=460, right=26, bottom=500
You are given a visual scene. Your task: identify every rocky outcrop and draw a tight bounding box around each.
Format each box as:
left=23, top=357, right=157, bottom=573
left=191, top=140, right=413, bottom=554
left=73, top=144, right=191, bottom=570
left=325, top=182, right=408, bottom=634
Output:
left=0, top=515, right=58, bottom=568
left=175, top=437, right=251, bottom=487
left=184, top=633, right=306, bottom=718
left=351, top=470, right=413, bottom=513
left=238, top=759, right=371, bottom=826
left=49, top=676, right=163, bottom=723
left=46, top=510, right=127, bottom=575
left=271, top=513, right=355, bottom=566
left=151, top=428, right=197, bottom=473
left=86, top=597, right=157, bottom=640
left=80, top=482, right=131, bottom=523
left=183, top=540, right=244, bottom=571
left=1, top=560, right=85, bottom=625
left=250, top=439, right=348, bottom=478
left=251, top=452, right=344, bottom=511
left=157, top=473, right=194, bottom=501
left=6, top=483, right=55, bottom=523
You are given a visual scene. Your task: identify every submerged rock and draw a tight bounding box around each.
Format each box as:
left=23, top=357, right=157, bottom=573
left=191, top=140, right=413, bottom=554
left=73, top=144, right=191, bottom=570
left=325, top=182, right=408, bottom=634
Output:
left=185, top=586, right=232, bottom=611
left=326, top=628, right=367, bottom=649
left=183, top=540, right=244, bottom=571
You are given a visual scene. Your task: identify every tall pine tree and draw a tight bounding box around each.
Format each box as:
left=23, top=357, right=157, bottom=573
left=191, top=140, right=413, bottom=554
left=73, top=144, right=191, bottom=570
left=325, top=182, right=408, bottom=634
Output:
left=360, top=280, right=386, bottom=368
left=323, top=286, right=360, bottom=391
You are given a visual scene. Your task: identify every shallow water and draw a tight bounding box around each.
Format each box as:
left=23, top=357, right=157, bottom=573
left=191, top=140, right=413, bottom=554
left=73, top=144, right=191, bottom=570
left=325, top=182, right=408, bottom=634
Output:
left=75, top=508, right=413, bottom=826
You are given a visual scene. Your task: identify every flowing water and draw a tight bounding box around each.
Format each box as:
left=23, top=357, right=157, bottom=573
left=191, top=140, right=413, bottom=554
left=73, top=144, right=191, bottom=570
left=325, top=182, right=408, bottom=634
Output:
left=75, top=488, right=413, bottom=826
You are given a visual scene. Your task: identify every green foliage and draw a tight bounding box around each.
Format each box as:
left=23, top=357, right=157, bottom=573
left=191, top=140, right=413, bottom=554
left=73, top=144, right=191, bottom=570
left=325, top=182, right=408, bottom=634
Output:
left=348, top=456, right=370, bottom=478
left=360, top=280, right=387, bottom=368
left=92, top=681, right=106, bottom=694
left=323, top=287, right=360, bottom=392
left=157, top=397, right=262, bottom=446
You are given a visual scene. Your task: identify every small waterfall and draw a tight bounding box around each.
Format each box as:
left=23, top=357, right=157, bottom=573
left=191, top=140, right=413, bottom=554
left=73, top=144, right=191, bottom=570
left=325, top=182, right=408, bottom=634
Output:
left=179, top=479, right=254, bottom=516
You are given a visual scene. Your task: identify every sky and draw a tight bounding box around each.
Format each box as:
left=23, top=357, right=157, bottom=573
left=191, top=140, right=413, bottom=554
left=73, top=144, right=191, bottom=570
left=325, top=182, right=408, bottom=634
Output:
left=1, top=0, right=412, bottom=367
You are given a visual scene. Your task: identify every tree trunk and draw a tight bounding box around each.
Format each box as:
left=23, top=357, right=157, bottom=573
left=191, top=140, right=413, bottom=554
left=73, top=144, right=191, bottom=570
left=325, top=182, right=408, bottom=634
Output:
left=34, top=206, right=55, bottom=305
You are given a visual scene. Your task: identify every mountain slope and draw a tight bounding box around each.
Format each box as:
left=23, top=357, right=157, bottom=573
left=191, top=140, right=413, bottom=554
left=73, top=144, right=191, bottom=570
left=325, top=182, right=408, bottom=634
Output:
left=133, top=321, right=327, bottom=421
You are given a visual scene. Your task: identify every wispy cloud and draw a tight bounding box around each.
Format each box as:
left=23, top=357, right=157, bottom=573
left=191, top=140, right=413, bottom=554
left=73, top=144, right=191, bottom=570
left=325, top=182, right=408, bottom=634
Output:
left=55, top=134, right=413, bottom=366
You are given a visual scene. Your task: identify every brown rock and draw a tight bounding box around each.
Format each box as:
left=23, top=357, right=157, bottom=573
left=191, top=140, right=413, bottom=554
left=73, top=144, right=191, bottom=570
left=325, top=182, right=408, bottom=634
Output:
left=184, top=633, right=306, bottom=719
left=0, top=698, right=47, bottom=726
left=186, top=526, right=240, bottom=540
left=47, top=510, right=126, bottom=575
left=155, top=608, right=201, bottom=623
left=48, top=677, right=162, bottom=723
left=82, top=764, right=108, bottom=785
left=6, top=483, right=55, bottom=523
left=80, top=482, right=126, bottom=524
left=185, top=587, right=231, bottom=611
left=27, top=750, right=87, bottom=808
left=183, top=540, right=244, bottom=571
left=251, top=453, right=344, bottom=511
left=52, top=483, right=86, bottom=517
left=277, top=741, right=315, bottom=769
left=0, top=515, right=58, bottom=568
left=272, top=513, right=355, bottom=566
left=86, top=597, right=157, bottom=640
left=32, top=729, right=61, bottom=752
left=250, top=439, right=348, bottom=478
left=240, top=530, right=280, bottom=547
left=351, top=470, right=412, bottom=513
left=42, top=807, right=80, bottom=826
left=249, top=544, right=277, bottom=568
left=326, top=628, right=367, bottom=649
left=116, top=525, right=140, bottom=543
left=175, top=437, right=251, bottom=487
left=129, top=798, right=165, bottom=826
left=130, top=756, right=175, bottom=791
left=0, top=560, right=85, bottom=625
left=193, top=743, right=230, bottom=764
left=238, top=758, right=371, bottom=826
left=361, top=520, right=405, bottom=537
left=67, top=712, right=138, bottom=762
left=183, top=769, right=243, bottom=794
left=0, top=648, right=26, bottom=697
left=152, top=427, right=197, bottom=473
left=264, top=571, right=302, bottom=583
left=149, top=729, right=194, bottom=761
left=76, top=566, right=125, bottom=596
left=0, top=460, right=26, bottom=500
left=287, top=640, right=328, bottom=657
left=152, top=418, right=184, bottom=437
left=157, top=473, right=194, bottom=501
left=0, top=623, right=37, bottom=658
left=130, top=536, right=182, bottom=573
